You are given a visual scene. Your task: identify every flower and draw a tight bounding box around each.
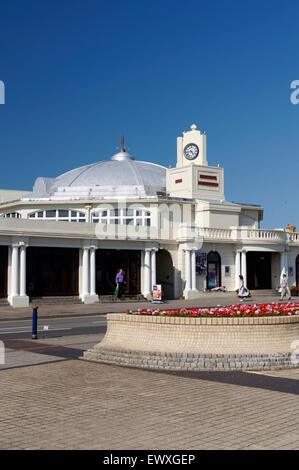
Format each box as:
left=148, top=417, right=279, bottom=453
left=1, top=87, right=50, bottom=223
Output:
left=126, top=302, right=299, bottom=318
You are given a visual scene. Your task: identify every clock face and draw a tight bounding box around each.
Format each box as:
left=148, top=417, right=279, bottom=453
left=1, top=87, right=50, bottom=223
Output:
left=184, top=143, right=199, bottom=160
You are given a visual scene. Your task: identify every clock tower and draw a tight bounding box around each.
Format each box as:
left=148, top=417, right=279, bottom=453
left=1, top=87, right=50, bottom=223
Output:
left=177, top=123, right=208, bottom=167
left=166, top=124, right=225, bottom=201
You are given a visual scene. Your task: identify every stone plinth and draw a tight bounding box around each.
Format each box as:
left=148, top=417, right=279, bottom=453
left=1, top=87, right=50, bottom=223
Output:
left=81, top=313, right=299, bottom=371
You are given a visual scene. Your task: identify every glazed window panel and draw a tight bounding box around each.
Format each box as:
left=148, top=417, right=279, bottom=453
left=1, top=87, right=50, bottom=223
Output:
left=124, top=209, right=134, bottom=216
left=91, top=208, right=151, bottom=226
left=59, top=209, right=69, bottom=217
left=46, top=210, right=56, bottom=218
left=28, top=209, right=86, bottom=222
left=4, top=212, right=21, bottom=218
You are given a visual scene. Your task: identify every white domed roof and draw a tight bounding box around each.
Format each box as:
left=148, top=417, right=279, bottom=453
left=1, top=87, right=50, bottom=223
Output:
left=26, top=149, right=167, bottom=200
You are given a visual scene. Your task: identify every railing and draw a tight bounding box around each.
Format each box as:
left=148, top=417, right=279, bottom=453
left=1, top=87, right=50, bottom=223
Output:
left=0, top=217, right=298, bottom=244
left=288, top=232, right=299, bottom=242
left=243, top=229, right=285, bottom=241
left=198, top=227, right=296, bottom=244
left=198, top=227, right=232, bottom=240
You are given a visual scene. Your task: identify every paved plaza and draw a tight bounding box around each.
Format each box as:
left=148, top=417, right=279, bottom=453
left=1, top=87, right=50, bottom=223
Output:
left=0, top=320, right=299, bottom=450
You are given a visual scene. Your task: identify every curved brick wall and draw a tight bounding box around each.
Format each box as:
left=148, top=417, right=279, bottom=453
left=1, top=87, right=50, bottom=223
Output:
left=82, top=314, right=299, bottom=371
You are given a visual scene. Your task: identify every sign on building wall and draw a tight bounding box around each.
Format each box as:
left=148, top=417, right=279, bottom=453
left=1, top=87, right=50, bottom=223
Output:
left=152, top=284, right=162, bottom=301
left=225, top=266, right=230, bottom=276
left=196, top=252, right=207, bottom=275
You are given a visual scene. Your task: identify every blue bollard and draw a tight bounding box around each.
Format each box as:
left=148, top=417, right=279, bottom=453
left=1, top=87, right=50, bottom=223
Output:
left=32, top=306, right=38, bottom=340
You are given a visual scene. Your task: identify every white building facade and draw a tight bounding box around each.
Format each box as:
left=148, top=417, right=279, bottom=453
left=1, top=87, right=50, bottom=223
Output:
left=0, top=124, right=298, bottom=307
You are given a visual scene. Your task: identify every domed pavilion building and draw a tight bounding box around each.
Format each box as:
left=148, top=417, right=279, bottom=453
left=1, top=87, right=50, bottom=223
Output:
left=0, top=125, right=298, bottom=307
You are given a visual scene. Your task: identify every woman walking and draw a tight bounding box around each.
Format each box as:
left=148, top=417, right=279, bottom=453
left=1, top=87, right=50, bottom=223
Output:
left=238, top=274, right=250, bottom=301
left=280, top=273, right=291, bottom=301
left=115, top=268, right=125, bottom=300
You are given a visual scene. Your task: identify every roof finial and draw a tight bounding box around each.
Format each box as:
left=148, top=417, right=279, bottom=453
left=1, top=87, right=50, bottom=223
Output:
left=121, top=136, right=125, bottom=152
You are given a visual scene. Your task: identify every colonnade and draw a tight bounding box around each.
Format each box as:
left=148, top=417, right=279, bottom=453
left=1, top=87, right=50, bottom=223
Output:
left=4, top=241, right=293, bottom=308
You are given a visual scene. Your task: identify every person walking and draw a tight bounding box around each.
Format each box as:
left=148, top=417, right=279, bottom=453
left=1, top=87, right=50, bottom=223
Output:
left=238, top=274, right=250, bottom=301
left=280, top=273, right=291, bottom=301
left=115, top=268, right=125, bottom=300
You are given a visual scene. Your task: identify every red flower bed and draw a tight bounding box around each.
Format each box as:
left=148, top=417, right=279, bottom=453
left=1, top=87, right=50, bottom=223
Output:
left=126, top=302, right=299, bottom=317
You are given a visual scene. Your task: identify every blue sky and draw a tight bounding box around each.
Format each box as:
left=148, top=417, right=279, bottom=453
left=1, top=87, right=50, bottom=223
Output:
left=0, top=0, right=298, bottom=228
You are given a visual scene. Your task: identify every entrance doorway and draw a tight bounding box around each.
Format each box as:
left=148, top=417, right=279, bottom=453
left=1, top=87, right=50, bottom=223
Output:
left=96, top=250, right=141, bottom=295
left=156, top=249, right=174, bottom=299
left=207, top=251, right=221, bottom=289
left=27, top=247, right=79, bottom=297
left=246, top=252, right=271, bottom=289
left=0, top=246, right=8, bottom=297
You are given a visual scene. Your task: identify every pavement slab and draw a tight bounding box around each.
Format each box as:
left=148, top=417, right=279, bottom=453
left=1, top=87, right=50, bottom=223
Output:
left=0, top=333, right=298, bottom=450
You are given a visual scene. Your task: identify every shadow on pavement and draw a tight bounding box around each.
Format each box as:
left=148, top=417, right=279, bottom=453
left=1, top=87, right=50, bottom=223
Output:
left=3, top=339, right=299, bottom=397
left=147, top=368, right=299, bottom=396
left=1, top=339, right=84, bottom=370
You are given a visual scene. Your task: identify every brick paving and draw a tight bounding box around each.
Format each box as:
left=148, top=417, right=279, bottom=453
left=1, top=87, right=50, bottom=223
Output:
left=0, top=333, right=298, bottom=450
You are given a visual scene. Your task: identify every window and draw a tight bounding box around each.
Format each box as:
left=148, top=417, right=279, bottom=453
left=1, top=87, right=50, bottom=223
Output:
left=58, top=209, right=68, bottom=217
left=4, top=212, right=21, bottom=219
left=28, top=209, right=86, bottom=222
left=91, top=208, right=151, bottom=226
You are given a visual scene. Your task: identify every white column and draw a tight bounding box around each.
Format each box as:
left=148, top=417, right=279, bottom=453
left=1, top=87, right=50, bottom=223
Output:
left=19, top=245, right=27, bottom=296
left=144, top=249, right=151, bottom=298
left=90, top=247, right=96, bottom=296
left=9, top=243, right=29, bottom=308
left=82, top=247, right=89, bottom=298
left=191, top=250, right=197, bottom=291
left=235, top=250, right=241, bottom=289
left=151, top=249, right=156, bottom=288
left=241, top=250, right=247, bottom=287
left=11, top=245, right=19, bottom=297
left=185, top=249, right=191, bottom=292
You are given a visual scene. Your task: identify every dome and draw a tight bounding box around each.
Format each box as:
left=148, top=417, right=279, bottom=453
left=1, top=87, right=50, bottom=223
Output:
left=25, top=149, right=167, bottom=200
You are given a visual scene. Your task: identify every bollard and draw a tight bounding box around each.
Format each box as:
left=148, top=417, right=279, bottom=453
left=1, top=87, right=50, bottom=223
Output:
left=32, top=305, right=38, bottom=340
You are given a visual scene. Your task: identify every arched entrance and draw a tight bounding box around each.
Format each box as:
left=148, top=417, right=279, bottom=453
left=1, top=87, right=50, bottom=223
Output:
left=207, top=251, right=221, bottom=289
left=296, top=255, right=299, bottom=287
left=156, top=249, right=174, bottom=299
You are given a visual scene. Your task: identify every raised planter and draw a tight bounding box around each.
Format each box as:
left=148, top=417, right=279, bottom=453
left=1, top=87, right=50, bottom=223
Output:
left=82, top=313, right=299, bottom=371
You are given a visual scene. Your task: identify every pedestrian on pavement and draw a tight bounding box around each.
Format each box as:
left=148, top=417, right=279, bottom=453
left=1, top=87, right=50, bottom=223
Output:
left=115, top=268, right=125, bottom=300
left=238, top=275, right=250, bottom=301
left=280, top=273, right=291, bottom=301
